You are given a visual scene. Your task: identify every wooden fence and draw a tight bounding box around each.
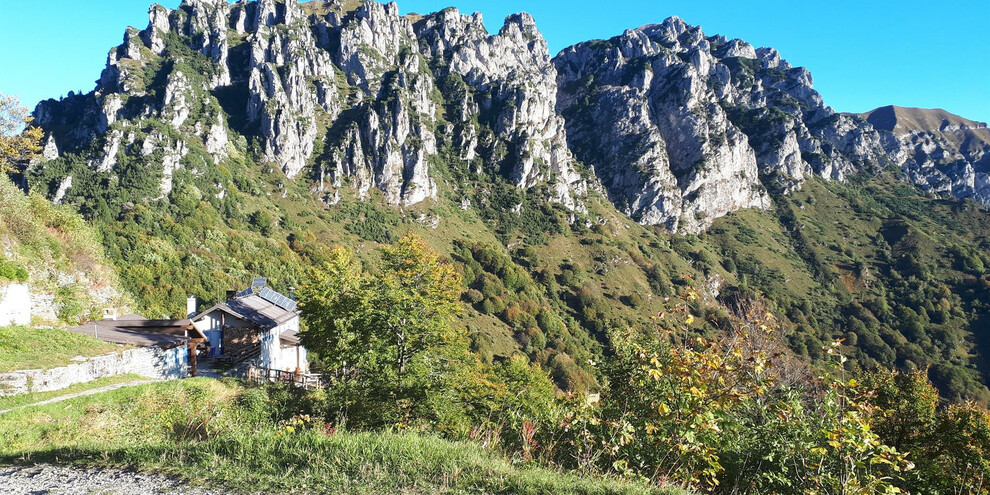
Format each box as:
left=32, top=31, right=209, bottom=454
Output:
left=246, top=365, right=325, bottom=389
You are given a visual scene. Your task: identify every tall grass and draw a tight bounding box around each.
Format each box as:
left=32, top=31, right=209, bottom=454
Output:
left=0, top=326, right=121, bottom=373
left=0, top=379, right=687, bottom=495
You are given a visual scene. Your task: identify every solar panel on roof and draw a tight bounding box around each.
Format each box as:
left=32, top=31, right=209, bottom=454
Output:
left=235, top=288, right=253, bottom=298
left=258, top=287, right=275, bottom=301
left=257, top=287, right=297, bottom=312
left=260, top=288, right=279, bottom=305
left=253, top=277, right=268, bottom=288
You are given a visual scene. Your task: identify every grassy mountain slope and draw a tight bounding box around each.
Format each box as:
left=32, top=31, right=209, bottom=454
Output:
left=701, top=170, right=990, bottom=401
left=29, top=123, right=990, bottom=400
left=30, top=138, right=704, bottom=390
left=0, top=176, right=132, bottom=324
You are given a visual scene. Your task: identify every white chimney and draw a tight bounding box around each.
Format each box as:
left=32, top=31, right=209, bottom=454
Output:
left=186, top=296, right=197, bottom=318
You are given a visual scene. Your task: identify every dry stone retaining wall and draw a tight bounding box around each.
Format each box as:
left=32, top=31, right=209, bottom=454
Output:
left=0, top=345, right=188, bottom=396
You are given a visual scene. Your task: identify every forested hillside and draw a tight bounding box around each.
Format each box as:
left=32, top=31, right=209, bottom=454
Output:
left=21, top=0, right=990, bottom=403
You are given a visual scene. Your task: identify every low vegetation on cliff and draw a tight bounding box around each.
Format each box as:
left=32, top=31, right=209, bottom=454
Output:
left=0, top=175, right=132, bottom=324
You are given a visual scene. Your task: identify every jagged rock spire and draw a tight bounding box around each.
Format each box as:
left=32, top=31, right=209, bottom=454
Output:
left=28, top=4, right=989, bottom=229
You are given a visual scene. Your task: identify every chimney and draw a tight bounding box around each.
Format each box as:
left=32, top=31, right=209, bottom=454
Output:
left=102, top=308, right=118, bottom=320
left=226, top=290, right=236, bottom=300
left=186, top=296, right=197, bottom=318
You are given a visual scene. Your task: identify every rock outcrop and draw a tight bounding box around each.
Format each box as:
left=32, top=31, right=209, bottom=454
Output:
left=315, top=1, right=437, bottom=205
left=27, top=2, right=988, bottom=232
left=858, top=106, right=990, bottom=205
left=416, top=9, right=586, bottom=208
left=31, top=0, right=588, bottom=210
left=553, top=17, right=894, bottom=231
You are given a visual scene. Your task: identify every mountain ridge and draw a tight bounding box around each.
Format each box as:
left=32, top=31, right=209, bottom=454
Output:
left=857, top=105, right=989, bottom=134
left=13, top=0, right=990, bottom=402
left=29, top=1, right=989, bottom=234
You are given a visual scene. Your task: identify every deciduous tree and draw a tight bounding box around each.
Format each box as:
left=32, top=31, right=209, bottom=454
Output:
left=0, top=93, right=42, bottom=174
left=299, top=235, right=464, bottom=426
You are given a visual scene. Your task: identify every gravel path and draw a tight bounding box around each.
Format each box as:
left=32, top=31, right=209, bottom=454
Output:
left=0, top=380, right=157, bottom=415
left=0, top=465, right=228, bottom=494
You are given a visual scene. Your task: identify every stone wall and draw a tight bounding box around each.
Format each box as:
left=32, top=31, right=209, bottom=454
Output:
left=0, top=345, right=188, bottom=396
left=0, top=283, right=31, bottom=326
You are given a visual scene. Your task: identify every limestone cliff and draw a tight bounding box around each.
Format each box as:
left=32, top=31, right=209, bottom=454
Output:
left=553, top=17, right=894, bottom=231
left=858, top=105, right=990, bottom=204
left=28, top=2, right=987, bottom=234
left=32, top=0, right=585, bottom=209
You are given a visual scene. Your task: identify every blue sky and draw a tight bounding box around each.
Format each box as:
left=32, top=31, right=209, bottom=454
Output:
left=1, top=0, right=987, bottom=122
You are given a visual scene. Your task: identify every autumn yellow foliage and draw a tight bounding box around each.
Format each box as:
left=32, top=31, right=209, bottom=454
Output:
left=0, top=93, right=42, bottom=173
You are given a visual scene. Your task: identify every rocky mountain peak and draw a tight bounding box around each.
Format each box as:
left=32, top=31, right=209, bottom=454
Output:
left=500, top=12, right=541, bottom=41
left=638, top=16, right=691, bottom=45
left=26, top=2, right=989, bottom=232
left=552, top=15, right=985, bottom=231
left=31, top=0, right=589, bottom=210
left=856, top=105, right=990, bottom=202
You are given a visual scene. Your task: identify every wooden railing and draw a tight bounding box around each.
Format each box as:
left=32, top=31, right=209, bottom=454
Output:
left=246, top=365, right=325, bottom=389
left=215, top=342, right=261, bottom=367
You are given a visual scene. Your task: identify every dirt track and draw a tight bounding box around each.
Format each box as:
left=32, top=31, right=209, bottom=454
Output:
left=0, top=465, right=227, bottom=494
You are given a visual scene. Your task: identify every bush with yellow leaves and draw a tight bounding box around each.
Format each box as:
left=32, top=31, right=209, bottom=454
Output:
left=558, top=294, right=913, bottom=494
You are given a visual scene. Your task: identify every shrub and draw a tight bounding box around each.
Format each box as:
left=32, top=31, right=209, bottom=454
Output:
left=237, top=388, right=271, bottom=422
left=0, top=257, right=28, bottom=282
left=462, top=288, right=484, bottom=304
left=55, top=284, right=85, bottom=324
left=248, top=210, right=274, bottom=236
left=620, top=293, right=644, bottom=309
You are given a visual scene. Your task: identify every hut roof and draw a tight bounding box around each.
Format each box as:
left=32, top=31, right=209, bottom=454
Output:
left=65, top=318, right=204, bottom=348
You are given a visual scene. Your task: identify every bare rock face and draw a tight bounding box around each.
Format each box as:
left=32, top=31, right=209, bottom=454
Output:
left=555, top=17, right=773, bottom=232
left=314, top=4, right=586, bottom=207
left=142, top=4, right=171, bottom=55
left=315, top=1, right=437, bottom=206
left=859, top=106, right=990, bottom=206
left=41, top=135, right=60, bottom=161
left=243, top=0, right=338, bottom=179
left=27, top=3, right=988, bottom=232
left=180, top=0, right=233, bottom=87
left=416, top=9, right=586, bottom=208
left=554, top=17, right=907, bottom=232
left=32, top=0, right=588, bottom=212
left=554, top=16, right=990, bottom=229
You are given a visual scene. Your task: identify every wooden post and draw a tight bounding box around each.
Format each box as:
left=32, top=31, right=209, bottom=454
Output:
left=188, top=342, right=198, bottom=377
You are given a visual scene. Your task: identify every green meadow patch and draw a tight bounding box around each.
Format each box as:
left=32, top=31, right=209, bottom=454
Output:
left=0, top=326, right=121, bottom=373
left=0, top=379, right=685, bottom=495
